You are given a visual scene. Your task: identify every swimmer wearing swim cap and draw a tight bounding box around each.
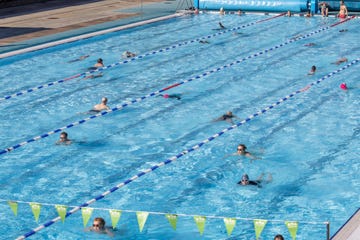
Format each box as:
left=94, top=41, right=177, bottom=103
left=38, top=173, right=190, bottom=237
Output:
left=340, top=83, right=348, bottom=90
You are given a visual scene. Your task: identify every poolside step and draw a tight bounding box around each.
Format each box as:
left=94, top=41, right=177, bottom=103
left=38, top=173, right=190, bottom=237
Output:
left=331, top=208, right=360, bottom=240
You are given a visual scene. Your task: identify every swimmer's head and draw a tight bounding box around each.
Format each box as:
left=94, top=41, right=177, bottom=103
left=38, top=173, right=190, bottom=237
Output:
left=163, top=94, right=169, bottom=98
left=340, top=83, right=347, bottom=90
left=242, top=174, right=249, bottom=181
left=97, top=58, right=103, bottom=63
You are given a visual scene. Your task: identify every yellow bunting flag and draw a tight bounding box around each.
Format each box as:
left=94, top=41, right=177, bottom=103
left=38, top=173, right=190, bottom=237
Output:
left=136, top=211, right=149, bottom=232
left=165, top=214, right=178, bottom=230
left=194, top=216, right=206, bottom=235
left=55, top=205, right=67, bottom=223
left=223, top=218, right=236, bottom=236
left=285, top=221, right=299, bottom=240
left=8, top=201, right=18, bottom=216
left=253, top=219, right=268, bottom=240
left=109, top=209, right=122, bottom=229
left=29, top=202, right=41, bottom=223
left=81, top=207, right=93, bottom=227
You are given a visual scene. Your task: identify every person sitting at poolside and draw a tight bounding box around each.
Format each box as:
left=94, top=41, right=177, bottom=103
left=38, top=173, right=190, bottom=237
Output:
left=159, top=93, right=182, bottom=100
left=286, top=10, right=292, bottom=17
left=332, top=57, right=348, bottom=65
left=214, top=111, right=238, bottom=124
left=320, top=2, right=329, bottom=17
left=122, top=51, right=136, bottom=58
left=338, top=0, right=348, bottom=18
left=305, top=10, right=312, bottom=17
left=274, top=234, right=285, bottom=240
left=237, top=173, right=272, bottom=187
left=56, top=131, right=72, bottom=145
left=308, top=65, right=316, bottom=75
left=88, top=217, right=114, bottom=236
left=219, top=7, right=225, bottom=15
left=90, top=97, right=110, bottom=112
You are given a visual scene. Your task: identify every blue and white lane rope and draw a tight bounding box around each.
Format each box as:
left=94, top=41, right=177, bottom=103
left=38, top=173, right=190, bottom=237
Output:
left=0, top=13, right=285, bottom=103
left=16, top=58, right=360, bottom=239
left=0, top=19, right=353, bottom=156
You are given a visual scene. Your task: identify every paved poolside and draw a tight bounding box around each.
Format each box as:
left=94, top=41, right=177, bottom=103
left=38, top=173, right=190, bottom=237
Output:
left=0, top=0, right=183, bottom=54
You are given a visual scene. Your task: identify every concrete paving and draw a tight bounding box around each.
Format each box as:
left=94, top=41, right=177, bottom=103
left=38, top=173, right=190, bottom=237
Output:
left=0, top=0, right=184, bottom=54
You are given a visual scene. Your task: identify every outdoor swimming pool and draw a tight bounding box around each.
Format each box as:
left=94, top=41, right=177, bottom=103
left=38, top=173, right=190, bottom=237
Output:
left=0, top=12, right=359, bottom=239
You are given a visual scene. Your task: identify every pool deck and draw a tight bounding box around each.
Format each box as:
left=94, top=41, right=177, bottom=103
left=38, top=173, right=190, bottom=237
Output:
left=0, top=0, right=183, bottom=55
left=331, top=208, right=360, bottom=240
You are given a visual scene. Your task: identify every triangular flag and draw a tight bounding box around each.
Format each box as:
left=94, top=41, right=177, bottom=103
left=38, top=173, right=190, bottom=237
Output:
left=285, top=221, right=298, bottom=240
left=136, top=211, right=149, bottom=232
left=30, top=202, right=41, bottom=223
left=223, top=217, right=236, bottom=236
left=55, top=205, right=67, bottom=223
left=8, top=201, right=18, bottom=216
left=194, top=216, right=206, bottom=235
left=253, top=219, right=268, bottom=240
left=165, top=214, right=178, bottom=230
left=109, top=209, right=122, bottom=229
left=81, top=207, right=93, bottom=227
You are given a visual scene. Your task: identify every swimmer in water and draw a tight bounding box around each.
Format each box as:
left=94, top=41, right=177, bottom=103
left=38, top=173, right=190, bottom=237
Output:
left=68, top=55, right=89, bottom=63
left=88, top=97, right=110, bottom=113
left=159, top=93, right=182, bottom=100
left=214, top=111, right=238, bottom=124
left=56, top=131, right=72, bottom=145
left=88, top=217, right=114, bottom=236
left=219, top=22, right=226, bottom=29
left=308, top=65, right=316, bottom=75
left=332, top=57, right=348, bottom=65
left=94, top=58, right=104, bottom=68
left=237, top=173, right=272, bottom=187
left=122, top=51, right=136, bottom=58
left=340, top=82, right=348, bottom=90
left=224, top=144, right=258, bottom=161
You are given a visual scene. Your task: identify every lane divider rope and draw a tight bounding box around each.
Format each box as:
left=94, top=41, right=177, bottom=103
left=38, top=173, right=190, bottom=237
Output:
left=0, top=17, right=354, bottom=155
left=0, top=13, right=286, bottom=103
left=16, top=58, right=360, bottom=239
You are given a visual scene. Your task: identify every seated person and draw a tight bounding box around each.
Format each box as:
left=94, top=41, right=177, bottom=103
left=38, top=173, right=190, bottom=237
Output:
left=237, top=173, right=272, bottom=187
left=305, top=10, right=312, bottom=17
left=89, top=97, right=110, bottom=113
left=214, top=111, right=238, bottom=124
left=88, top=217, right=114, bottom=236
left=219, top=7, right=225, bottom=15
left=320, top=2, right=329, bottom=17
left=286, top=10, right=292, bottom=17
left=56, top=132, right=71, bottom=145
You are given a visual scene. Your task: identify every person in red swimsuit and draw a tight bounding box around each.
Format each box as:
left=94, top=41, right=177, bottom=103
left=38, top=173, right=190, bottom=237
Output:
left=338, top=0, right=348, bottom=18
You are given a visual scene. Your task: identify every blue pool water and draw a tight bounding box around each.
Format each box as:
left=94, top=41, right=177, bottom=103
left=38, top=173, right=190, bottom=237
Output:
left=0, top=13, right=359, bottom=239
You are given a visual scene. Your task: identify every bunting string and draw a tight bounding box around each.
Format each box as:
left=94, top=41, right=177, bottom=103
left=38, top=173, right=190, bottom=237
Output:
left=0, top=199, right=328, bottom=225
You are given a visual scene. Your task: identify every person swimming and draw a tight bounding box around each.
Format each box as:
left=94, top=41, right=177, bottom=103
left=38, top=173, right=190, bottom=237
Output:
left=88, top=58, right=104, bottom=70
left=214, top=111, right=238, bottom=124
left=68, top=55, right=89, bottom=63
left=122, top=51, right=136, bottom=58
left=56, top=131, right=72, bottom=145
left=308, top=65, right=316, bottom=75
left=237, top=173, right=272, bottom=187
left=160, top=93, right=182, bottom=100
left=87, top=97, right=110, bottom=113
